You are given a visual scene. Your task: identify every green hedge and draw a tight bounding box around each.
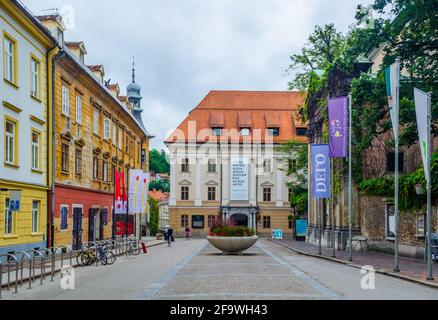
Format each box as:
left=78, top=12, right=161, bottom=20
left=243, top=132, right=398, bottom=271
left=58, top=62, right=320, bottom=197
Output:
left=358, top=152, right=438, bottom=211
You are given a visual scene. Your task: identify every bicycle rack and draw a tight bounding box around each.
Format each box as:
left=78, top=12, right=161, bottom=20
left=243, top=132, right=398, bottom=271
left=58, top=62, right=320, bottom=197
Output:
left=14, top=252, right=33, bottom=289
left=0, top=253, right=19, bottom=298
left=57, top=246, right=73, bottom=269
left=27, top=249, right=44, bottom=286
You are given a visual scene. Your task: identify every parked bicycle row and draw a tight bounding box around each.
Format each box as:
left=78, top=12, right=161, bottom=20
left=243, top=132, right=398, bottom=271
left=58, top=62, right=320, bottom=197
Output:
left=0, top=236, right=144, bottom=299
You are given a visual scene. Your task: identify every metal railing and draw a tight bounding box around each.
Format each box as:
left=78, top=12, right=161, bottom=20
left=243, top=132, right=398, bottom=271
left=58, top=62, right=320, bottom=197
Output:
left=0, top=237, right=143, bottom=299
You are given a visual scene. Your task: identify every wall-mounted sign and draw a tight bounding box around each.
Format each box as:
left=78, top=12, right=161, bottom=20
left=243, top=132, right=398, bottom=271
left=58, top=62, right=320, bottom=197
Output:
left=192, top=215, right=205, bottom=229
left=231, top=157, right=249, bottom=201
left=9, top=191, right=21, bottom=211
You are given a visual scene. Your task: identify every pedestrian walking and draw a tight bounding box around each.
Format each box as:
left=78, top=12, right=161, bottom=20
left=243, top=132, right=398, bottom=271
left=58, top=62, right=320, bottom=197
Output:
left=185, top=226, right=191, bottom=240
left=166, top=225, right=174, bottom=247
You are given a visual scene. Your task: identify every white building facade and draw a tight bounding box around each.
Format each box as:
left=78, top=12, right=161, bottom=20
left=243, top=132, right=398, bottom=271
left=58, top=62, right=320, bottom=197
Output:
left=166, top=91, right=308, bottom=238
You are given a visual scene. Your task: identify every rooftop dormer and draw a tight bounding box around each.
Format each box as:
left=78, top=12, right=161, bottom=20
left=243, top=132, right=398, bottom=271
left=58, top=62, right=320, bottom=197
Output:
left=65, top=41, right=87, bottom=63
left=107, top=83, right=121, bottom=98
left=87, top=65, right=105, bottom=84
left=37, top=14, right=66, bottom=46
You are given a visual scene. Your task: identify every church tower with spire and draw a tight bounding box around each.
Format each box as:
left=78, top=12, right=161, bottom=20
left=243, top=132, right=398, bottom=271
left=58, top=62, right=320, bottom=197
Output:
left=127, top=58, right=148, bottom=133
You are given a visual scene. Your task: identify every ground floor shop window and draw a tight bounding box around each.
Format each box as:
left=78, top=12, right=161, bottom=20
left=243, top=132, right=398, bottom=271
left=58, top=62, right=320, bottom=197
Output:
left=263, top=216, right=271, bottom=229
left=181, top=215, right=189, bottom=227
left=4, top=199, right=13, bottom=235
left=32, top=200, right=40, bottom=233
left=192, top=215, right=205, bottom=229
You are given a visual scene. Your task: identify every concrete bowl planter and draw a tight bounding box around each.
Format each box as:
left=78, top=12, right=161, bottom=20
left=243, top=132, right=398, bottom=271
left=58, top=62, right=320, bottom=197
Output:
left=207, top=235, right=259, bottom=255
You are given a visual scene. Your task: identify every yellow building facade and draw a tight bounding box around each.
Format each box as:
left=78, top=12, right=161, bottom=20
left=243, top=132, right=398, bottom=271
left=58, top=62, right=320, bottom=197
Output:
left=0, top=0, right=56, bottom=255
left=38, top=15, right=152, bottom=249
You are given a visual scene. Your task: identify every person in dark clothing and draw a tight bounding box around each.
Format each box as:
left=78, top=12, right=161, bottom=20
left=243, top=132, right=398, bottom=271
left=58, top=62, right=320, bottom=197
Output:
left=185, top=227, right=191, bottom=240
left=166, top=226, right=174, bottom=247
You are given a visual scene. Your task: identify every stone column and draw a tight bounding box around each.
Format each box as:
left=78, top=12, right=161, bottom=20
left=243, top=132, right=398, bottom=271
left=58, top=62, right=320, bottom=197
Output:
left=169, top=159, right=177, bottom=206
left=195, top=157, right=202, bottom=207
left=276, top=159, right=284, bottom=207
left=222, top=155, right=229, bottom=206
left=250, top=158, right=257, bottom=206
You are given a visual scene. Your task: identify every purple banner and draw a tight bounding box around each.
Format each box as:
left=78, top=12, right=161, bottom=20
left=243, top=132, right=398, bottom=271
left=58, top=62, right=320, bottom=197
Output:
left=328, top=97, right=349, bottom=158
left=311, top=144, right=330, bottom=199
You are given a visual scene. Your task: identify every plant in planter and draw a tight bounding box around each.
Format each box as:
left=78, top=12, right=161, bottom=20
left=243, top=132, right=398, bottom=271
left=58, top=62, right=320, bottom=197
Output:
left=207, top=218, right=258, bottom=255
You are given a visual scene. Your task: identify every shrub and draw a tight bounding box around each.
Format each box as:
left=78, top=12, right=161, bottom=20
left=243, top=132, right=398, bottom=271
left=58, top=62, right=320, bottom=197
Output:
left=209, top=217, right=255, bottom=237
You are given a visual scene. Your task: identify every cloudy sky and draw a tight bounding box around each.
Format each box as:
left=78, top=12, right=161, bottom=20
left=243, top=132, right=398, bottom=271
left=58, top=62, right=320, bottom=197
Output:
left=22, top=0, right=373, bottom=150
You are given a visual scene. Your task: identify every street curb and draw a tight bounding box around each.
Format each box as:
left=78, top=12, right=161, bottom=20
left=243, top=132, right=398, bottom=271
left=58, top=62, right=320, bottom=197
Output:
left=144, top=241, right=166, bottom=248
left=269, top=239, right=438, bottom=290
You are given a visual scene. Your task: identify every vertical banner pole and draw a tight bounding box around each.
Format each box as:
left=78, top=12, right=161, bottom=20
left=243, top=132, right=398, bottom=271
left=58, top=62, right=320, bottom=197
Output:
left=394, top=57, right=401, bottom=273
left=317, top=198, right=322, bottom=255
left=426, top=92, right=434, bottom=281
left=331, top=158, right=336, bottom=257
left=125, top=168, right=130, bottom=237
left=348, top=94, right=353, bottom=262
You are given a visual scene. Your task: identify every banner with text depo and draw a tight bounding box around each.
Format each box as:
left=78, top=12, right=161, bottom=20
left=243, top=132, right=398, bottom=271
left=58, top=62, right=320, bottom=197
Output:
left=311, top=144, right=331, bottom=199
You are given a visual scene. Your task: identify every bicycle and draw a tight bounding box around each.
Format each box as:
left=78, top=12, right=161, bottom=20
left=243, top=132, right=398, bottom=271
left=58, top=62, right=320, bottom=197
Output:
left=126, top=241, right=141, bottom=256
left=77, top=245, right=116, bottom=266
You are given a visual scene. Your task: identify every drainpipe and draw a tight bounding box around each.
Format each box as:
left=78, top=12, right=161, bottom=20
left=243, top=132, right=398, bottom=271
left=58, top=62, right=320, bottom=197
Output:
left=47, top=47, right=62, bottom=248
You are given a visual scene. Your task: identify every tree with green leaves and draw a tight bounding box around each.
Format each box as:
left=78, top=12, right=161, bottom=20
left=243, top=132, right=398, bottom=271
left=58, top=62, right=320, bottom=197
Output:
left=287, top=24, right=345, bottom=91
left=148, top=196, right=160, bottom=235
left=277, top=141, right=309, bottom=214
left=149, top=149, right=170, bottom=174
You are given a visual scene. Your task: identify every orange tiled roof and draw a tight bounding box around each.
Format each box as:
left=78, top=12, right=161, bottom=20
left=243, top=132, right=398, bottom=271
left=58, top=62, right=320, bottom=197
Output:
left=165, top=91, right=307, bottom=144
left=149, top=190, right=170, bottom=202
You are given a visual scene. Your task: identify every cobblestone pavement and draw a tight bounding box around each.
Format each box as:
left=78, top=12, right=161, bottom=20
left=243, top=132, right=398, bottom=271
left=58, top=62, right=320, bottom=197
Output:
left=139, top=241, right=340, bottom=300
left=3, top=239, right=438, bottom=300
left=138, top=239, right=438, bottom=300
left=280, top=239, right=438, bottom=285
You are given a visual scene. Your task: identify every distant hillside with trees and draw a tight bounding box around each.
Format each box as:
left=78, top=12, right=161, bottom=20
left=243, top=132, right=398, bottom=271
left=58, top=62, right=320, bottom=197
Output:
left=149, top=149, right=169, bottom=174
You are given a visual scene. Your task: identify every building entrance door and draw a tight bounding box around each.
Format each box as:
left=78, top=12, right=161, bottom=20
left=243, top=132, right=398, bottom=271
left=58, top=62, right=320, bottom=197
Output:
left=72, top=207, right=83, bottom=251
left=231, top=214, right=249, bottom=227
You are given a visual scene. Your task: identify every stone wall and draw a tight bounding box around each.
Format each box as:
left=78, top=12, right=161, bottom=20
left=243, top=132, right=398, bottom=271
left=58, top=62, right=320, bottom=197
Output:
left=359, top=195, right=437, bottom=258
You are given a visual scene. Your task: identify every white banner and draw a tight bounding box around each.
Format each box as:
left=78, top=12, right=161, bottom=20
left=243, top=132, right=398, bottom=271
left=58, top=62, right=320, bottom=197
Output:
left=386, top=62, right=400, bottom=140
left=231, top=157, right=249, bottom=201
left=129, top=170, right=150, bottom=214
left=414, top=88, right=431, bottom=182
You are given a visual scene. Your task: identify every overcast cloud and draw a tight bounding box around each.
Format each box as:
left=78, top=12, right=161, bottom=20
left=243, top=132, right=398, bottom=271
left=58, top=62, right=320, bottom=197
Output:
left=22, top=0, right=373, bottom=150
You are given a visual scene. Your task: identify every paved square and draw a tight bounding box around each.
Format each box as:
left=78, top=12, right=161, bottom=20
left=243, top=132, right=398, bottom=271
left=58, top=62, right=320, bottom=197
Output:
left=148, top=242, right=339, bottom=300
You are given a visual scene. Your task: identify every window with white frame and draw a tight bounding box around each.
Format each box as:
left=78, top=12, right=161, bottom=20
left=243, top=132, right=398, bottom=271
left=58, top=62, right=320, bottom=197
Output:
left=76, top=95, right=83, bottom=125
left=62, top=85, right=70, bottom=116
left=4, top=199, right=13, bottom=235
left=4, top=36, right=15, bottom=83
left=5, top=120, right=15, bottom=165
left=32, top=200, right=39, bottom=233
left=103, top=118, right=110, bottom=140
left=118, top=128, right=123, bottom=149
left=31, top=131, right=40, bottom=170
left=112, top=123, right=117, bottom=145
left=31, top=58, right=40, bottom=98
left=93, top=109, right=99, bottom=135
